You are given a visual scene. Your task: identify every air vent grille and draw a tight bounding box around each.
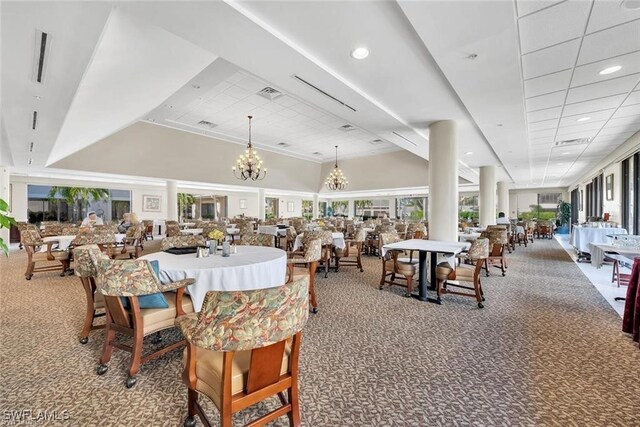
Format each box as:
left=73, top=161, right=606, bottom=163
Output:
left=33, top=30, right=50, bottom=84
left=292, top=75, right=357, bottom=112
left=197, top=120, right=217, bottom=129
left=257, top=87, right=284, bottom=101
left=555, top=138, right=590, bottom=146
left=369, top=139, right=384, bottom=145
left=392, top=131, right=418, bottom=146
left=32, top=111, right=38, bottom=130
left=277, top=142, right=291, bottom=147
left=339, top=124, right=355, bottom=132
left=312, top=152, right=322, bottom=155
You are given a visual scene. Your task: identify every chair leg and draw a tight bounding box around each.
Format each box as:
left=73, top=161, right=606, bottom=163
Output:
left=404, top=274, right=413, bottom=297
left=98, top=316, right=115, bottom=375
left=436, top=278, right=444, bottom=303
left=288, top=383, right=301, bottom=427
left=126, top=329, right=144, bottom=387
left=309, top=262, right=318, bottom=313
left=379, top=266, right=386, bottom=289
left=80, top=278, right=95, bottom=344
left=357, top=253, right=363, bottom=272
left=25, top=261, right=35, bottom=280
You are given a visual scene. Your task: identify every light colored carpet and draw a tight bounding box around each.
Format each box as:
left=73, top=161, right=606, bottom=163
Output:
left=0, top=238, right=639, bottom=426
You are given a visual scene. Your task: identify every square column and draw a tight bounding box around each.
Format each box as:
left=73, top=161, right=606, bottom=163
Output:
left=479, top=166, right=496, bottom=227
left=428, top=120, right=458, bottom=241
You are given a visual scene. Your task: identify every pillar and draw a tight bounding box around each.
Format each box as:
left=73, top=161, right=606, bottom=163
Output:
left=347, top=200, right=354, bottom=219
left=166, top=180, right=178, bottom=221
left=258, top=189, right=265, bottom=220
left=388, top=198, right=396, bottom=219
left=497, top=181, right=509, bottom=218
left=428, top=120, right=458, bottom=241
left=479, top=166, right=496, bottom=227
left=312, top=194, right=319, bottom=219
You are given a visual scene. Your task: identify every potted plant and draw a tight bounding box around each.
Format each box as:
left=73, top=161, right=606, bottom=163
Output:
left=556, top=200, right=571, bottom=234
left=0, top=197, right=16, bottom=256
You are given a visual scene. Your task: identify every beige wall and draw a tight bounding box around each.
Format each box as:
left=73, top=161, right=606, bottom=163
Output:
left=318, top=150, right=428, bottom=193
left=51, top=122, right=323, bottom=193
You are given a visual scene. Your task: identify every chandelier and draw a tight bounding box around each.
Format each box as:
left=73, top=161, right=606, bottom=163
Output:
left=325, top=145, right=348, bottom=190
left=233, top=115, right=267, bottom=181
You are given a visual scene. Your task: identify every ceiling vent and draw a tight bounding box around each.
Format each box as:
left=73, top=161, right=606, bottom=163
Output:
left=197, top=120, right=217, bottom=129
left=32, top=111, right=38, bottom=130
left=555, top=137, right=590, bottom=146
left=369, top=139, right=384, bottom=145
left=312, top=152, right=322, bottom=155
left=392, top=131, right=418, bottom=146
left=277, top=142, right=291, bottom=147
left=339, top=124, right=356, bottom=132
left=29, top=142, right=34, bottom=152
left=33, top=30, right=51, bottom=84
left=257, top=87, right=284, bottom=101
left=292, top=75, right=357, bottom=112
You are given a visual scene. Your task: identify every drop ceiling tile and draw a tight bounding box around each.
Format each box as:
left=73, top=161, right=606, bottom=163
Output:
left=235, top=76, right=269, bottom=93
left=561, top=108, right=615, bottom=122
left=566, top=74, right=639, bottom=104
left=598, top=126, right=637, bottom=137
left=518, top=0, right=590, bottom=54
left=558, top=119, right=607, bottom=131
left=606, top=115, right=640, bottom=128
left=578, top=19, right=640, bottom=65
left=526, top=90, right=566, bottom=111
left=521, top=39, right=580, bottom=79
left=571, top=51, right=640, bottom=87
left=524, top=70, right=572, bottom=98
left=530, top=136, right=555, bottom=145
left=527, top=107, right=563, bottom=122
left=528, top=118, right=559, bottom=132
left=226, top=71, right=248, bottom=84
left=274, top=96, right=299, bottom=108
left=529, top=128, right=557, bottom=139
left=555, top=129, right=598, bottom=140
left=563, top=94, right=627, bottom=116
left=614, top=102, right=640, bottom=118
left=516, top=0, right=564, bottom=17
left=587, top=0, right=640, bottom=33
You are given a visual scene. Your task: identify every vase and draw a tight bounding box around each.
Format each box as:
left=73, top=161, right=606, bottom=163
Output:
left=209, top=240, right=218, bottom=254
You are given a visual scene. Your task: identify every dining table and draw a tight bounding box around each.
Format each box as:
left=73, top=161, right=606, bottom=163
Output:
left=570, top=226, right=628, bottom=254
left=458, top=232, right=481, bottom=242
left=292, top=232, right=346, bottom=252
left=42, top=233, right=126, bottom=251
left=139, top=245, right=287, bottom=311
left=381, top=239, right=470, bottom=303
left=258, top=225, right=288, bottom=247
left=589, top=242, right=640, bottom=269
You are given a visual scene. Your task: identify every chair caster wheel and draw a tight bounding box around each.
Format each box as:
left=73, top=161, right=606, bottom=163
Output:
left=60, top=272, right=66, bottom=277
left=26, top=275, right=32, bottom=280
left=151, top=333, right=163, bottom=344
left=360, top=268, right=364, bottom=272
left=96, top=364, right=108, bottom=375
left=125, top=377, right=137, bottom=388
left=184, top=416, right=197, bottom=427
left=482, top=297, right=486, bottom=302
left=478, top=302, right=484, bottom=309
left=502, top=272, right=506, bottom=277
left=404, top=293, right=412, bottom=298
left=379, top=286, right=384, bottom=290
left=79, top=337, right=88, bottom=344
left=311, top=307, right=318, bottom=314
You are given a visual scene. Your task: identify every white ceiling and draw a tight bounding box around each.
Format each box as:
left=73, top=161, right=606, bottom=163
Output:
left=1, top=0, right=639, bottom=192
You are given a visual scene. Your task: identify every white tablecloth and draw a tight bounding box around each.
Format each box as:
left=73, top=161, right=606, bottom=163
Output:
left=570, top=227, right=628, bottom=253
left=381, top=239, right=470, bottom=267
left=180, top=222, right=196, bottom=229
left=589, top=243, right=640, bottom=269
left=139, top=246, right=287, bottom=311
left=458, top=232, right=481, bottom=242
left=41, top=233, right=126, bottom=251
left=181, top=228, right=203, bottom=235
left=292, top=232, right=346, bottom=252
left=258, top=225, right=288, bottom=237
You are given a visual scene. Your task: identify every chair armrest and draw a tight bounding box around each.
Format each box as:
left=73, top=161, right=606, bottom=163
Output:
left=175, top=312, right=198, bottom=341
left=161, top=278, right=196, bottom=293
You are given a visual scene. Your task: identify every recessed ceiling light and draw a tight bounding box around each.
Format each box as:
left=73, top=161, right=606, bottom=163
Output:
left=28, top=159, right=33, bottom=165
left=497, top=123, right=503, bottom=127
left=465, top=151, right=473, bottom=155
left=599, top=65, right=622, bottom=75
left=33, top=95, right=41, bottom=100
left=557, top=163, right=564, bottom=165
left=350, top=47, right=369, bottom=60
left=191, top=84, right=201, bottom=89
left=621, top=0, right=640, bottom=10
left=577, top=117, right=591, bottom=122
left=562, top=152, right=570, bottom=155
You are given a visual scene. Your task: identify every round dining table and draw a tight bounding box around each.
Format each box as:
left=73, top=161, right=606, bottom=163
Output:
left=139, top=246, right=287, bottom=311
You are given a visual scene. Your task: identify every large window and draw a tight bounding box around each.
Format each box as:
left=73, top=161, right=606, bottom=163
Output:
left=302, top=200, right=313, bottom=220
left=459, top=194, right=478, bottom=221
left=397, top=197, right=426, bottom=220
left=318, top=201, right=328, bottom=218
left=265, top=197, right=278, bottom=219
left=354, top=199, right=389, bottom=219
left=330, top=201, right=349, bottom=217
left=538, top=192, right=562, bottom=205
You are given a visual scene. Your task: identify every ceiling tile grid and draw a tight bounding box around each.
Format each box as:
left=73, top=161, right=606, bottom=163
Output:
left=516, top=0, right=640, bottom=186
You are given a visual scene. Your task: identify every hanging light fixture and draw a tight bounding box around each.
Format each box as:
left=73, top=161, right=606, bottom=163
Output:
left=233, top=115, right=267, bottom=181
left=325, top=145, right=348, bottom=190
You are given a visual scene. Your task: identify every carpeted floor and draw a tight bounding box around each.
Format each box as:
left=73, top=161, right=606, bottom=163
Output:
left=1, top=238, right=639, bottom=426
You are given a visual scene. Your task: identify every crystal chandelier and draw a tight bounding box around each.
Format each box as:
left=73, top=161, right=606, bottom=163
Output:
left=325, top=145, right=348, bottom=190
left=233, top=115, right=267, bottom=181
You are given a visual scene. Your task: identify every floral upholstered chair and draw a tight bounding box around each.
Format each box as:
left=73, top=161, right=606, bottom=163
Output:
left=166, top=220, right=181, bottom=237
left=74, top=244, right=108, bottom=344
left=161, top=235, right=206, bottom=251
left=40, top=223, right=64, bottom=237
left=20, top=229, right=70, bottom=280
left=178, top=276, right=309, bottom=427
left=239, top=233, right=273, bottom=247
left=334, top=228, right=366, bottom=272
left=302, top=230, right=332, bottom=278
left=436, top=238, right=490, bottom=308
left=379, top=232, right=418, bottom=297
left=285, top=226, right=298, bottom=252
left=114, top=222, right=144, bottom=259
left=406, top=222, right=426, bottom=240
left=288, top=238, right=322, bottom=313
left=93, top=256, right=195, bottom=388
left=142, top=220, right=154, bottom=240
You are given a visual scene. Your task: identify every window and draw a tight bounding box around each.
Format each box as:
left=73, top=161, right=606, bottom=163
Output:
left=397, top=197, right=426, bottom=220
left=265, top=197, right=278, bottom=219
left=318, top=201, right=328, bottom=218
left=330, top=201, right=349, bottom=217
left=458, top=194, right=478, bottom=221
left=354, top=199, right=389, bottom=219
left=538, top=192, right=561, bottom=205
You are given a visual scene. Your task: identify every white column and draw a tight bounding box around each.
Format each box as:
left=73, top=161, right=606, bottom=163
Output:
left=479, top=166, right=497, bottom=227
left=166, top=180, right=178, bottom=221
left=347, top=200, right=354, bottom=219
left=497, top=181, right=510, bottom=218
left=428, top=120, right=458, bottom=241
left=258, top=189, right=265, bottom=220
left=312, top=194, right=319, bottom=219
left=11, top=181, right=28, bottom=222
left=0, top=165, right=10, bottom=251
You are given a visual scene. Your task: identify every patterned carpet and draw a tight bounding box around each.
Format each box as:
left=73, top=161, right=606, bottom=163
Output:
left=1, top=238, right=639, bottom=426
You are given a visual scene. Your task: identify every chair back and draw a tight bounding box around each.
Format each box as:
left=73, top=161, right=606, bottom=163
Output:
left=20, top=229, right=43, bottom=247
left=354, top=227, right=367, bottom=243
left=61, top=226, right=78, bottom=235
left=96, top=258, right=164, bottom=297
left=179, top=276, right=309, bottom=352
left=301, top=239, right=322, bottom=262
left=125, top=222, right=143, bottom=239
left=161, top=235, right=205, bottom=250
left=202, top=222, right=225, bottom=238
left=41, top=223, right=64, bottom=237
left=467, top=238, right=490, bottom=261
left=240, top=234, right=273, bottom=247
left=166, top=223, right=181, bottom=237
left=74, top=244, right=108, bottom=278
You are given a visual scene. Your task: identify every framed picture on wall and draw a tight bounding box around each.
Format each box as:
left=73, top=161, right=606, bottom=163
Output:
left=142, top=195, right=161, bottom=212
left=605, top=174, right=614, bottom=201
left=287, top=201, right=294, bottom=212
left=239, top=199, right=247, bottom=210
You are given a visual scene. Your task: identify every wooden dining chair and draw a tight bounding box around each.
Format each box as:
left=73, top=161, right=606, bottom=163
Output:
left=166, top=220, right=181, bottom=237
left=302, top=231, right=332, bottom=278
left=481, top=229, right=508, bottom=276
left=379, top=232, right=418, bottom=297
left=161, top=235, right=206, bottom=251
left=239, top=234, right=274, bottom=247
left=114, top=222, right=144, bottom=259
left=436, top=238, right=490, bottom=308
left=178, top=276, right=309, bottom=427
left=20, top=229, right=70, bottom=280
left=334, top=228, right=366, bottom=272
left=93, top=255, right=195, bottom=388
left=288, top=238, right=322, bottom=313
left=73, top=244, right=106, bottom=344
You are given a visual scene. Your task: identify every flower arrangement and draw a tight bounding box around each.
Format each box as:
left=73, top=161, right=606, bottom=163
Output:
left=317, top=220, right=325, bottom=227
left=208, top=229, right=225, bottom=242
